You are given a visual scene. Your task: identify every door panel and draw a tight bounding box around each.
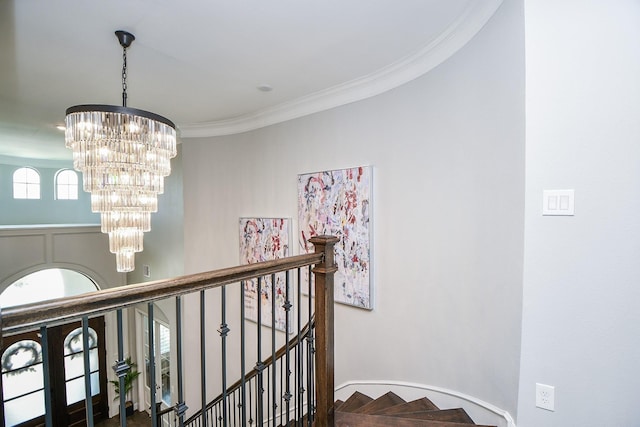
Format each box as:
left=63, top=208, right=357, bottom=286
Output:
left=1, top=318, right=108, bottom=427
left=1, top=334, right=45, bottom=426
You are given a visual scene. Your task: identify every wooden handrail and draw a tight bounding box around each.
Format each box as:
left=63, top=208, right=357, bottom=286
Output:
left=0, top=252, right=323, bottom=336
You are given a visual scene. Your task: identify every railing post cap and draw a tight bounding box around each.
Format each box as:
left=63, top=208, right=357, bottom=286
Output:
left=308, top=235, right=340, bottom=245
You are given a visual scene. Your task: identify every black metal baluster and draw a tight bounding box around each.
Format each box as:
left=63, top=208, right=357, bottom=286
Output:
left=149, top=303, right=158, bottom=427
left=248, top=378, right=254, bottom=426
left=279, top=356, right=282, bottom=425
left=310, top=336, right=316, bottom=425
left=200, top=290, right=207, bottom=426
left=240, top=280, right=247, bottom=427
left=219, top=286, right=229, bottom=427
left=283, top=270, right=292, bottom=425
left=175, top=296, right=188, bottom=427
left=255, top=377, right=260, bottom=426
left=232, top=389, right=237, bottom=426
left=280, top=356, right=284, bottom=426
left=256, top=277, right=264, bottom=425
left=271, top=273, right=277, bottom=427
left=296, top=267, right=304, bottom=424
left=81, top=316, right=94, bottom=426
left=113, top=309, right=128, bottom=427
left=266, top=364, right=271, bottom=425
left=39, top=326, right=53, bottom=427
left=307, top=265, right=314, bottom=423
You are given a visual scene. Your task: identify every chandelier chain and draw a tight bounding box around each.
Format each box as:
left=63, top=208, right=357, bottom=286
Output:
left=122, top=46, right=128, bottom=107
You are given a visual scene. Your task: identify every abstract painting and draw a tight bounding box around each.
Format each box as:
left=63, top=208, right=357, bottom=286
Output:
left=239, top=217, right=291, bottom=332
left=298, top=166, right=372, bottom=309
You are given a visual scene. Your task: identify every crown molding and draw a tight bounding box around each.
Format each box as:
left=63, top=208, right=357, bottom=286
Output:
left=179, top=0, right=504, bottom=139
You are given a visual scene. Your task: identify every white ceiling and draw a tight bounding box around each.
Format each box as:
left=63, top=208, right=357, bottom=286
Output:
left=0, top=0, right=502, bottom=161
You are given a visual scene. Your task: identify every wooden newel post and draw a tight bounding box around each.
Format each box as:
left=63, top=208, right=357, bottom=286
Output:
left=310, top=235, right=339, bottom=427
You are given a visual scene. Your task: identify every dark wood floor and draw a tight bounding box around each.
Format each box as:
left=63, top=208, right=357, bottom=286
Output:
left=95, top=411, right=152, bottom=426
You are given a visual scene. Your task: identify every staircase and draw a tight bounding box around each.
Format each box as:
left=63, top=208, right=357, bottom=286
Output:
left=333, top=391, right=496, bottom=427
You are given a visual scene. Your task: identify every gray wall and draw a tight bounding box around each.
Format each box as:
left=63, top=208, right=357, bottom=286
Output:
left=0, top=225, right=123, bottom=291
left=0, top=157, right=99, bottom=225
left=181, top=0, right=524, bottom=417
left=517, top=0, right=640, bottom=425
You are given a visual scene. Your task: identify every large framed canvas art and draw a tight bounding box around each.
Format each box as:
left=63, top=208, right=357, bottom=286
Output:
left=298, top=166, right=372, bottom=309
left=239, top=217, right=292, bottom=332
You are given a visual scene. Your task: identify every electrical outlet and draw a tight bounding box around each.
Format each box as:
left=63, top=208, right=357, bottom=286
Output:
left=536, top=383, right=555, bottom=411
left=143, top=265, right=151, bottom=278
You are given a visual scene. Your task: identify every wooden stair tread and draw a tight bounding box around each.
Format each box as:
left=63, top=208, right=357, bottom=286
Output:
left=332, top=392, right=496, bottom=427
left=336, top=411, right=494, bottom=427
left=284, top=419, right=314, bottom=427
left=351, top=391, right=406, bottom=413
left=337, top=391, right=373, bottom=412
left=392, top=408, right=475, bottom=423
left=373, top=397, right=440, bottom=414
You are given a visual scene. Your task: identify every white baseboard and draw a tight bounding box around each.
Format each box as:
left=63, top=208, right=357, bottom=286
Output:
left=335, top=380, right=516, bottom=427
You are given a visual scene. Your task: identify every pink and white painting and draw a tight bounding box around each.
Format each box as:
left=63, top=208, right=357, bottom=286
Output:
left=239, top=217, right=291, bottom=332
left=298, top=166, right=372, bottom=309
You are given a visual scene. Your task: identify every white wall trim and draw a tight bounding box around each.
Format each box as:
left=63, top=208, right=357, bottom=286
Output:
left=336, top=380, right=516, bottom=427
left=178, top=0, right=504, bottom=138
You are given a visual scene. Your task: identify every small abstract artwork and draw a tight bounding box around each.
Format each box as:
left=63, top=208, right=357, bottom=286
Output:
left=298, top=166, right=372, bottom=309
left=239, top=218, right=291, bottom=332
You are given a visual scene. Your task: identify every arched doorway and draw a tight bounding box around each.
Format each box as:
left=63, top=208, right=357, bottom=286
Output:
left=0, top=269, right=109, bottom=426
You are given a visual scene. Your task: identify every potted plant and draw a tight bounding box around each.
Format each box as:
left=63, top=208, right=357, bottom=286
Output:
left=110, top=357, right=141, bottom=417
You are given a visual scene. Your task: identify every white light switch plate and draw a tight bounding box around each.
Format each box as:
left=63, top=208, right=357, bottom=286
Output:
left=543, top=190, right=574, bottom=216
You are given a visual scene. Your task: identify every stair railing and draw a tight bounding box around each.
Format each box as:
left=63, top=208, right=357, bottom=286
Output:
left=0, top=235, right=338, bottom=427
left=180, top=317, right=315, bottom=426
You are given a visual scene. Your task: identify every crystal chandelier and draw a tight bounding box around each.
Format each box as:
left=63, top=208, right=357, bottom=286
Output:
left=65, top=31, right=177, bottom=273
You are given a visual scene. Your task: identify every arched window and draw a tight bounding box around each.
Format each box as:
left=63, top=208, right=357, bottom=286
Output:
left=55, top=169, right=79, bottom=200
left=1, top=268, right=99, bottom=308
left=13, top=167, right=40, bottom=199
